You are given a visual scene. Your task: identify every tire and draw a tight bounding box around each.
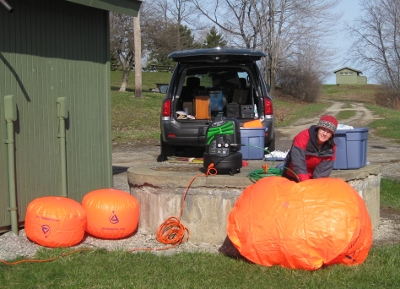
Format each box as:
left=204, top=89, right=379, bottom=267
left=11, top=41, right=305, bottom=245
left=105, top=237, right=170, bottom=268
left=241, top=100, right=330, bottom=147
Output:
left=157, top=135, right=176, bottom=162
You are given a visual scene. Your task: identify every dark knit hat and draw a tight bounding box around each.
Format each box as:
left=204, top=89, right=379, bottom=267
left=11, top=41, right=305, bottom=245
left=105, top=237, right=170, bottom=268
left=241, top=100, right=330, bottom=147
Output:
left=316, top=115, right=338, bottom=134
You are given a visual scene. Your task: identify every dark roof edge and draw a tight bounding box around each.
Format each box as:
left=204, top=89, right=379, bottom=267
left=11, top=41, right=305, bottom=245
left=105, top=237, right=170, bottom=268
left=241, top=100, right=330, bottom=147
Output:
left=333, top=67, right=363, bottom=74
left=66, top=0, right=142, bottom=17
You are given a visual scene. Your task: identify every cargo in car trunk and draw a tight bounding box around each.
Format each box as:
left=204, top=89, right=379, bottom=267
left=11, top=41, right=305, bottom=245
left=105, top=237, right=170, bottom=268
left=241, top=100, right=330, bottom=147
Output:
left=240, top=104, right=255, bottom=119
left=227, top=103, right=240, bottom=118
left=183, top=102, right=193, bottom=116
left=194, top=95, right=211, bottom=119
left=209, top=91, right=224, bottom=112
left=232, top=89, right=248, bottom=104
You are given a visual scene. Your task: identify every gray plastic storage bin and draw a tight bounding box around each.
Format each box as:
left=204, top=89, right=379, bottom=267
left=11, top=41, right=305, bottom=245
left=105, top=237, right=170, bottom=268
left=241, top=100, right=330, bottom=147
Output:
left=333, top=128, right=369, bottom=170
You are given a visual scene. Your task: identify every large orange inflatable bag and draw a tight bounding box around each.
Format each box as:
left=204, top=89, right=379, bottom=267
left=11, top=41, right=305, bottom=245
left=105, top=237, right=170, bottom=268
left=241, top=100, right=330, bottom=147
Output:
left=227, top=177, right=372, bottom=270
left=82, top=189, right=140, bottom=239
left=25, top=196, right=86, bottom=248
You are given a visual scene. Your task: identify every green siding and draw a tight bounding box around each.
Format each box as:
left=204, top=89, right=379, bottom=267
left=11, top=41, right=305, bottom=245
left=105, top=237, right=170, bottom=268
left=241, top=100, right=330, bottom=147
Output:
left=0, top=0, right=113, bottom=229
left=358, top=76, right=368, bottom=84
left=335, top=68, right=367, bottom=85
left=336, top=69, right=358, bottom=84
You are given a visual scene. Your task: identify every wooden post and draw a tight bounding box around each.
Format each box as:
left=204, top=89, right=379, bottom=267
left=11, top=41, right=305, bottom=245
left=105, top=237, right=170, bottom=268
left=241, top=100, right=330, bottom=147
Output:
left=134, top=13, right=142, bottom=98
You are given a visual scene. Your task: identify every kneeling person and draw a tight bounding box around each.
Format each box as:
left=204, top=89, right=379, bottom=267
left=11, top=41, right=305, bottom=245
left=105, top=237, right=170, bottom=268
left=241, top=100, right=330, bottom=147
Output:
left=282, top=115, right=338, bottom=182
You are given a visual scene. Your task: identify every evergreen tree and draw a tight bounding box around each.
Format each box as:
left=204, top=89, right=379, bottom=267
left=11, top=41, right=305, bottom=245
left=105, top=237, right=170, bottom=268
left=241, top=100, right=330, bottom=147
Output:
left=110, top=50, right=120, bottom=71
left=145, top=23, right=200, bottom=66
left=203, top=26, right=227, bottom=48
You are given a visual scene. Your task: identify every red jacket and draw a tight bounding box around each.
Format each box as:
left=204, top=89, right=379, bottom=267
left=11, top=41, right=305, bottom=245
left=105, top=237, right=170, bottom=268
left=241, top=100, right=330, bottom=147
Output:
left=282, top=125, right=336, bottom=182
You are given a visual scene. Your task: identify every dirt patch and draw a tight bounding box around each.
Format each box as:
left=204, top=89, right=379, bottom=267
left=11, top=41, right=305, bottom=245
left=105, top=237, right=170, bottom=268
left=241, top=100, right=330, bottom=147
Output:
left=373, top=207, right=400, bottom=247
left=275, top=101, right=382, bottom=140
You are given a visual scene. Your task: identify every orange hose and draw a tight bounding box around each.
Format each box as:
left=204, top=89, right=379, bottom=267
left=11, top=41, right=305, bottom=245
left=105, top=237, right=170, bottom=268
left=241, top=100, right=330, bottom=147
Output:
left=0, top=248, right=91, bottom=266
left=153, top=163, right=217, bottom=247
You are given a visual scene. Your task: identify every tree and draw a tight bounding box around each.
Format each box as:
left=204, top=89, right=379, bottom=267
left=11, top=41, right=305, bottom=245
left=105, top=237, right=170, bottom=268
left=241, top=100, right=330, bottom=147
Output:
left=141, top=0, right=198, bottom=60
left=143, top=22, right=200, bottom=66
left=203, top=26, right=227, bottom=48
left=278, top=41, right=325, bottom=102
left=110, top=50, right=120, bottom=71
left=348, top=0, right=400, bottom=105
left=168, top=0, right=197, bottom=50
left=110, top=12, right=135, bottom=92
left=190, top=0, right=341, bottom=95
left=191, top=0, right=260, bottom=48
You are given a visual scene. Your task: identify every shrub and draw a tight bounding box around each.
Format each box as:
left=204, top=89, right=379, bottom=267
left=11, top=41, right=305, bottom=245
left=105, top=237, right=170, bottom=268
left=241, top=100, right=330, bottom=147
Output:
left=278, top=67, right=322, bottom=103
left=375, top=85, right=400, bottom=110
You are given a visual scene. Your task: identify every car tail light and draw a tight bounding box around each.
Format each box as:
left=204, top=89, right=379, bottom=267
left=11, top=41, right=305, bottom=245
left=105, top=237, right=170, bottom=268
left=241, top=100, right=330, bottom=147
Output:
left=162, top=99, right=171, bottom=117
left=263, top=97, right=273, bottom=115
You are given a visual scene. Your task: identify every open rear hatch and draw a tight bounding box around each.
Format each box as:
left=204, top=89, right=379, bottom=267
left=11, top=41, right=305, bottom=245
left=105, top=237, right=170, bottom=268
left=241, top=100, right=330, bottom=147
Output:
left=168, top=48, right=266, bottom=64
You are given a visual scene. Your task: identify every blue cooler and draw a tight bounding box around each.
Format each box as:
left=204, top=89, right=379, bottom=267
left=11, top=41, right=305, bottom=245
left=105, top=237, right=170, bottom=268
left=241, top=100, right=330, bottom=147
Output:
left=333, top=128, right=369, bottom=170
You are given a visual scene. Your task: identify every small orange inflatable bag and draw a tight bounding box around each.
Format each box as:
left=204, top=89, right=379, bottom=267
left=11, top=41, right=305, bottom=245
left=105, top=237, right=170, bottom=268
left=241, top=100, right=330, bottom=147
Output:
left=227, top=177, right=372, bottom=270
left=25, top=196, right=86, bottom=248
left=82, top=189, right=140, bottom=239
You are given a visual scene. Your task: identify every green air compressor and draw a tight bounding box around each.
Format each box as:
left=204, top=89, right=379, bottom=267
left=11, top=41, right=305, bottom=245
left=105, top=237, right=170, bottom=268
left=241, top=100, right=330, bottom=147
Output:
left=203, top=117, right=242, bottom=175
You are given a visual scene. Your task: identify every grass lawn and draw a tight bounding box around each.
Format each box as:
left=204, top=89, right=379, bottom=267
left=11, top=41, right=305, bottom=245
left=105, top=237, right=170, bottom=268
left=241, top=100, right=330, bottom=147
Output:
left=2, top=242, right=400, bottom=288
left=365, top=104, right=400, bottom=141
left=111, top=71, right=171, bottom=144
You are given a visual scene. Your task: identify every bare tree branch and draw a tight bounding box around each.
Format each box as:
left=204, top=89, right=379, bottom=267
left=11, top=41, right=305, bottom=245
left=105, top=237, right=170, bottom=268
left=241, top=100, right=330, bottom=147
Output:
left=348, top=0, right=400, bottom=91
left=190, top=0, right=341, bottom=94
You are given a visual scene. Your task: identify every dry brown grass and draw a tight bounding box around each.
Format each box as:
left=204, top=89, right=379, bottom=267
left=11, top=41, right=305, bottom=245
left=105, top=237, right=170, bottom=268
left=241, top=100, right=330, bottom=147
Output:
left=320, top=84, right=382, bottom=104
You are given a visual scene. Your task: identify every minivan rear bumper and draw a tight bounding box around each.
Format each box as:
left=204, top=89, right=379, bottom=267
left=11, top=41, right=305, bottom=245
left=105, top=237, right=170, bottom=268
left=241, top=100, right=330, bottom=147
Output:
left=161, top=116, right=274, bottom=148
left=160, top=120, right=209, bottom=147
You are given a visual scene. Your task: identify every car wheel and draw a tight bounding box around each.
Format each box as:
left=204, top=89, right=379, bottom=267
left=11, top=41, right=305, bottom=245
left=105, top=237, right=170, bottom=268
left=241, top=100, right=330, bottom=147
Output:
left=157, top=135, right=176, bottom=162
left=266, top=138, right=275, bottom=153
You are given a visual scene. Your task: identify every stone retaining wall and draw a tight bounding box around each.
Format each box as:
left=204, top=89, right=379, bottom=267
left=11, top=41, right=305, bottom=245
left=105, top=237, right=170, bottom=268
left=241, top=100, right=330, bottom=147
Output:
left=128, top=163, right=381, bottom=245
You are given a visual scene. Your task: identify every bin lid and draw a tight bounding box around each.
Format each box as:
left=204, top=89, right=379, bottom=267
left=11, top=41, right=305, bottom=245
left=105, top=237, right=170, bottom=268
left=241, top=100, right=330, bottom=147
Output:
left=335, top=127, right=369, bottom=133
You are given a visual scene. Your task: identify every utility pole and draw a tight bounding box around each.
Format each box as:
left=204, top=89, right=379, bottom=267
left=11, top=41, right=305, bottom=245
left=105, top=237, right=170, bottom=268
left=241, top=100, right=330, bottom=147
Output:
left=268, top=0, right=272, bottom=88
left=134, top=13, right=142, bottom=98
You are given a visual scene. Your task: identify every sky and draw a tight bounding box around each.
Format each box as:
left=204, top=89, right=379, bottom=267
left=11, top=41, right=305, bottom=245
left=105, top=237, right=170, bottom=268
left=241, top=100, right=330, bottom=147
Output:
left=324, top=0, right=364, bottom=84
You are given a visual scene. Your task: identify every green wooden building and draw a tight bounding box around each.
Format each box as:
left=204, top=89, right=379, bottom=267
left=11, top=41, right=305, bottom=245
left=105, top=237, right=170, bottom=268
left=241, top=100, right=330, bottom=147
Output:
left=0, top=0, right=141, bottom=233
left=333, top=67, right=368, bottom=84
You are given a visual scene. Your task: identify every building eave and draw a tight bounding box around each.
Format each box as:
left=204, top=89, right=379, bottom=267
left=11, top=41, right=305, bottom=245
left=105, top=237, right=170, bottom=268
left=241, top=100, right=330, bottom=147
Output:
left=65, top=0, right=142, bottom=17
left=333, top=67, right=363, bottom=74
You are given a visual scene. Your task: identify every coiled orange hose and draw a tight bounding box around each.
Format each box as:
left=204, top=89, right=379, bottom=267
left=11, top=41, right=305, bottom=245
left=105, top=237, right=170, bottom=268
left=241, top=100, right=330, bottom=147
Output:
left=154, top=164, right=217, bottom=247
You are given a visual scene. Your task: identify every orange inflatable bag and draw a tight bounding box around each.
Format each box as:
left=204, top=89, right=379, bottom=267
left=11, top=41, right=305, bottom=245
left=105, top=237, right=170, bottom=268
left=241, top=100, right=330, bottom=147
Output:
left=25, top=196, right=86, bottom=248
left=227, top=177, right=372, bottom=270
left=82, top=189, right=140, bottom=239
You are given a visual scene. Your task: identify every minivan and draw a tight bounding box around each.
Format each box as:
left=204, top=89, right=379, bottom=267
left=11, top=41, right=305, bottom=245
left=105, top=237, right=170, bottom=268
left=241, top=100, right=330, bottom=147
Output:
left=158, top=47, right=274, bottom=161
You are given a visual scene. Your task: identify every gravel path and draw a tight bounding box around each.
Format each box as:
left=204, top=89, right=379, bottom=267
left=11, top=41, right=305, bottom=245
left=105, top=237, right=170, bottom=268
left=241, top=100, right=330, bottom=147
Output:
left=2, top=101, right=400, bottom=262
left=0, top=227, right=221, bottom=262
